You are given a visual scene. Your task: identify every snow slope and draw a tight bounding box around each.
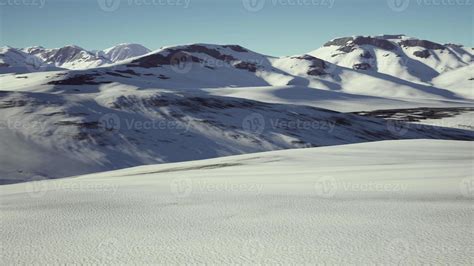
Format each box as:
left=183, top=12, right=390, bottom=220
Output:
left=1, top=140, right=472, bottom=264
left=1, top=87, right=471, bottom=183
left=432, top=64, right=474, bottom=99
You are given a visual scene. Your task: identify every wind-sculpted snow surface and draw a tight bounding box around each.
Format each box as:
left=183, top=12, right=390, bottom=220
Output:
left=1, top=140, right=473, bottom=264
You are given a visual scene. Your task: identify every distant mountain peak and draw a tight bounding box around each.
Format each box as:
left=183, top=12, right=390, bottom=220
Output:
left=102, top=43, right=151, bottom=62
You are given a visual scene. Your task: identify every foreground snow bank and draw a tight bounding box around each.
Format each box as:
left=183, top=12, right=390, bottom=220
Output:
left=1, top=140, right=473, bottom=264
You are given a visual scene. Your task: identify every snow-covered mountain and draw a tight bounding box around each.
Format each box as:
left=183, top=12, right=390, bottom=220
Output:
left=0, top=46, right=61, bottom=74
left=111, top=42, right=472, bottom=100
left=28, top=45, right=111, bottom=69
left=1, top=37, right=472, bottom=100
left=0, top=43, right=151, bottom=73
left=101, top=43, right=151, bottom=62
left=309, top=34, right=472, bottom=83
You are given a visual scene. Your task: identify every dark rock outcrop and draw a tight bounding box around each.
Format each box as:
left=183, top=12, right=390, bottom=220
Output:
left=351, top=37, right=397, bottom=51
left=233, top=62, right=258, bottom=72
left=323, top=37, right=354, bottom=47
left=378, top=34, right=405, bottom=40
left=292, top=55, right=328, bottom=76
left=413, top=50, right=431, bottom=59
left=399, top=39, right=445, bottom=50
left=128, top=51, right=199, bottom=68
left=353, top=63, right=372, bottom=70
left=326, top=36, right=397, bottom=53
left=47, top=74, right=111, bottom=85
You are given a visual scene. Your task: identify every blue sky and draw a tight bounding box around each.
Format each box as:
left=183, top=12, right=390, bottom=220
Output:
left=0, top=0, right=472, bottom=56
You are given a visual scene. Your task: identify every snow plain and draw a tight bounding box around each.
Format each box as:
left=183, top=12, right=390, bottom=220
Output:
left=1, top=140, right=473, bottom=264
